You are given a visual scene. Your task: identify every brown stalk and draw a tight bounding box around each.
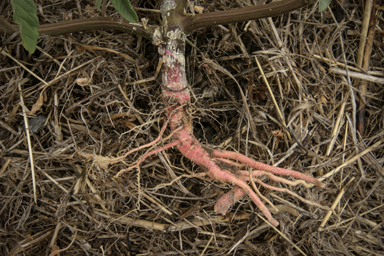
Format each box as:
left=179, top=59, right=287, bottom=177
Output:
left=357, top=2, right=376, bottom=135
left=180, top=0, right=311, bottom=33
left=0, top=16, right=154, bottom=38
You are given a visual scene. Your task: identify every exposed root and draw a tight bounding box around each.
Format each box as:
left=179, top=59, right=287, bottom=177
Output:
left=209, top=166, right=279, bottom=227
left=252, top=178, right=330, bottom=211
left=214, top=186, right=246, bottom=215
left=237, top=170, right=312, bottom=188
left=248, top=170, right=278, bottom=212
left=216, top=157, right=246, bottom=168
left=213, top=150, right=325, bottom=188
left=115, top=140, right=181, bottom=178
left=118, top=124, right=325, bottom=226
left=115, top=123, right=183, bottom=161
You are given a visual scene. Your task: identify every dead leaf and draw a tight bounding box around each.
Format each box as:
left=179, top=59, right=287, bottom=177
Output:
left=75, top=77, right=90, bottom=87
left=320, top=95, right=328, bottom=105
left=194, top=6, right=204, bottom=13
left=84, top=4, right=96, bottom=17
left=30, top=93, right=44, bottom=115
left=51, top=121, right=63, bottom=142
left=271, top=130, right=284, bottom=139
left=78, top=152, right=120, bottom=168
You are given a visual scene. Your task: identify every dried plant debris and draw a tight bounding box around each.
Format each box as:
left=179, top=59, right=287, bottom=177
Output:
left=1, top=0, right=384, bottom=255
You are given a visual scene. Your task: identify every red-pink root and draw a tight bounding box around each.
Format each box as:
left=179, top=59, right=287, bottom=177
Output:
left=172, top=127, right=279, bottom=226
left=216, top=157, right=245, bottom=168
left=215, top=186, right=246, bottom=214
left=211, top=167, right=279, bottom=227
left=213, top=150, right=325, bottom=188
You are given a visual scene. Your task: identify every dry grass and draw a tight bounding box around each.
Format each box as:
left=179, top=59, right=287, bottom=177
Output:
left=1, top=0, right=384, bottom=255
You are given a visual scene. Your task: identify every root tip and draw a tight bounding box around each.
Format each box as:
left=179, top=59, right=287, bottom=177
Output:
left=271, top=218, right=279, bottom=227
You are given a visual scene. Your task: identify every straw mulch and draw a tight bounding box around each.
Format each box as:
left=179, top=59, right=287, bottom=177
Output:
left=1, top=0, right=383, bottom=255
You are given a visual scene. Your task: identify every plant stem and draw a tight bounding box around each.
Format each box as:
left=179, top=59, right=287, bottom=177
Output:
left=180, top=0, right=310, bottom=33
left=158, top=0, right=281, bottom=226
left=0, top=16, right=154, bottom=39
left=0, top=17, right=18, bottom=34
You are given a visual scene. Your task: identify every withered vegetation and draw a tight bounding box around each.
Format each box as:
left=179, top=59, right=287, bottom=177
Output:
left=1, top=0, right=384, bottom=255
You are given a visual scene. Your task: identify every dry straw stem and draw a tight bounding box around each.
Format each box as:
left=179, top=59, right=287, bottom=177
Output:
left=319, top=176, right=355, bottom=230
left=95, top=204, right=298, bottom=232
left=77, top=43, right=135, bottom=63
left=49, top=221, right=62, bottom=248
left=320, top=203, right=384, bottom=232
left=140, top=190, right=173, bottom=215
left=313, top=54, right=365, bottom=72
left=256, top=213, right=308, bottom=256
left=17, top=82, right=37, bottom=203
left=255, top=56, right=291, bottom=141
left=0, top=158, right=11, bottom=174
left=48, top=229, right=78, bottom=256
left=158, top=151, right=192, bottom=194
left=319, top=140, right=383, bottom=182
left=2, top=49, right=98, bottom=114
left=2, top=50, right=50, bottom=86
left=329, top=68, right=384, bottom=84
left=270, top=192, right=318, bottom=219
left=326, top=94, right=347, bottom=156
left=200, top=235, right=214, bottom=255
left=356, top=0, right=374, bottom=67
left=357, top=2, right=376, bottom=135
left=36, top=45, right=67, bottom=72
left=8, top=229, right=55, bottom=256
left=0, top=120, right=18, bottom=136
left=202, top=57, right=257, bottom=137
left=131, top=58, right=163, bottom=85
